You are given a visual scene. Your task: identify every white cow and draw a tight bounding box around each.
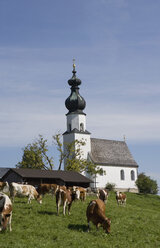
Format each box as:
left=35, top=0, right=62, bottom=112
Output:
left=9, top=182, right=42, bottom=204
left=0, top=193, right=12, bottom=232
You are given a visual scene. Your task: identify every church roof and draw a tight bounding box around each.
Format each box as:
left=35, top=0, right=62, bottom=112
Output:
left=90, top=138, right=138, bottom=167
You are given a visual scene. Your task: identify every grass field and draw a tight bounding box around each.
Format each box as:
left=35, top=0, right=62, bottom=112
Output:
left=1, top=192, right=160, bottom=248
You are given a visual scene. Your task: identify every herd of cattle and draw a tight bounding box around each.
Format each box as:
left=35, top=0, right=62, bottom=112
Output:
left=0, top=181, right=127, bottom=234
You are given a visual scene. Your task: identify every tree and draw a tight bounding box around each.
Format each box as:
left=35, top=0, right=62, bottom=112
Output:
left=53, top=133, right=104, bottom=176
left=135, top=173, right=158, bottom=194
left=16, top=135, right=54, bottom=170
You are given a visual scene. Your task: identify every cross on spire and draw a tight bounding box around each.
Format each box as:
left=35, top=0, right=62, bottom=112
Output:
left=73, top=58, right=76, bottom=71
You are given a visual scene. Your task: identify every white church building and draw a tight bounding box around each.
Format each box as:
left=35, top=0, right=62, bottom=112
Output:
left=63, top=63, right=138, bottom=192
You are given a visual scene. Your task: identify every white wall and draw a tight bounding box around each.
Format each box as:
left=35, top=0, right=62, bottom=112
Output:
left=63, top=132, right=91, bottom=170
left=91, top=165, right=138, bottom=191
left=74, top=133, right=91, bottom=160
left=67, top=114, right=86, bottom=132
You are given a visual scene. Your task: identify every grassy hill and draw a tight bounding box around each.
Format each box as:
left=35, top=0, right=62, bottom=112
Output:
left=1, top=192, right=160, bottom=248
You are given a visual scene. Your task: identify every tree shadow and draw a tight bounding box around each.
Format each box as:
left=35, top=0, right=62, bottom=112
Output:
left=38, top=210, right=57, bottom=215
left=68, top=224, right=88, bottom=232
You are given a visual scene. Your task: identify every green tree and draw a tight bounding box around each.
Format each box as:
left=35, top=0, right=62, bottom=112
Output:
left=16, top=135, right=54, bottom=170
left=136, top=173, right=158, bottom=194
left=53, top=133, right=104, bottom=176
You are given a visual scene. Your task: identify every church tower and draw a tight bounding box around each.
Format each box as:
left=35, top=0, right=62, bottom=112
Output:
left=63, top=61, right=91, bottom=170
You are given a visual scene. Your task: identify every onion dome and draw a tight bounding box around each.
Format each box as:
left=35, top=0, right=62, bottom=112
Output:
left=65, top=61, right=86, bottom=115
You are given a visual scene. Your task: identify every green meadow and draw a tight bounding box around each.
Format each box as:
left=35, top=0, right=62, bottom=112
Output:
left=1, top=192, right=160, bottom=248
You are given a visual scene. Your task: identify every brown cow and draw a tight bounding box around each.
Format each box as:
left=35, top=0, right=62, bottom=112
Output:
left=36, top=183, right=60, bottom=203
left=0, top=193, right=12, bottom=232
left=0, top=182, right=9, bottom=193
left=97, top=189, right=108, bottom=203
left=56, top=187, right=77, bottom=215
left=9, top=182, right=42, bottom=204
left=116, top=191, right=126, bottom=206
left=86, top=199, right=111, bottom=234
left=72, top=186, right=86, bottom=201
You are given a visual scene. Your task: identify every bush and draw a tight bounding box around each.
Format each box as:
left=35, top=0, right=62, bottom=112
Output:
left=105, top=182, right=116, bottom=191
left=136, top=173, right=158, bottom=194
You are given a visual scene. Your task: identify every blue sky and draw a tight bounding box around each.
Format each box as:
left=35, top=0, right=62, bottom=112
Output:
left=0, top=0, right=160, bottom=190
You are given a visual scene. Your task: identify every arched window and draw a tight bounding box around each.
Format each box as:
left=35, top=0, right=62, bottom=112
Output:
left=120, top=170, right=125, bottom=180
left=131, top=170, right=135, bottom=181
left=80, top=123, right=84, bottom=132
left=68, top=124, right=71, bottom=132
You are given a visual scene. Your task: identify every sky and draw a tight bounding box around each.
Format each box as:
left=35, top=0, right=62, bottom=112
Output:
left=0, top=0, right=160, bottom=191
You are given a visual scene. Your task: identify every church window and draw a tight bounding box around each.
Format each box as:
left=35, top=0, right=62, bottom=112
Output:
left=131, top=170, right=135, bottom=181
left=68, top=124, right=71, bottom=132
left=120, top=170, right=125, bottom=180
left=80, top=123, right=84, bottom=132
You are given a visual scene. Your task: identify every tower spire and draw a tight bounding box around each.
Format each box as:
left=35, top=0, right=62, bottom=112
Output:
left=65, top=62, right=86, bottom=115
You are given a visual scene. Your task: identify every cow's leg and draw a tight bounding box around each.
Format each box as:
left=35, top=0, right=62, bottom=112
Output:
left=56, top=192, right=61, bottom=215
left=8, top=213, right=12, bottom=232
left=28, top=195, right=31, bottom=204
left=87, top=220, right=90, bottom=232
left=68, top=202, right=72, bottom=215
left=96, top=223, right=100, bottom=230
left=63, top=200, right=67, bottom=215
left=57, top=198, right=61, bottom=215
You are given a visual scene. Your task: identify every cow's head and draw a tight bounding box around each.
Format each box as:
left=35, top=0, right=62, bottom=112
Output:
left=71, top=188, right=80, bottom=201
left=0, top=204, right=12, bottom=232
left=36, top=194, right=42, bottom=204
left=102, top=218, right=111, bottom=234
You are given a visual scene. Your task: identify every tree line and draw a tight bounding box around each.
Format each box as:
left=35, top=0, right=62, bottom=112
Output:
left=16, top=133, right=104, bottom=176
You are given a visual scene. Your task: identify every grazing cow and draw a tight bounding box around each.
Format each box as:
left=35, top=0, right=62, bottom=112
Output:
left=36, top=183, right=60, bottom=203
left=0, top=193, right=12, bottom=232
left=86, top=199, right=111, bottom=234
left=56, top=187, right=77, bottom=215
left=97, top=189, right=108, bottom=203
left=77, top=187, right=86, bottom=201
left=0, top=182, right=9, bottom=193
left=71, top=186, right=86, bottom=201
left=9, top=182, right=42, bottom=204
left=116, top=191, right=126, bottom=206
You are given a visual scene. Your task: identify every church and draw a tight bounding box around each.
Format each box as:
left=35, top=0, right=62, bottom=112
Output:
left=63, top=62, right=138, bottom=192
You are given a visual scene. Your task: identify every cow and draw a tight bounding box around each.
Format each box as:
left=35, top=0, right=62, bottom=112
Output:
left=9, top=182, right=42, bottom=204
left=36, top=183, right=60, bottom=203
left=116, top=191, right=126, bottom=206
left=86, top=199, right=111, bottom=234
left=97, top=189, right=108, bottom=203
left=0, top=193, right=12, bottom=232
left=0, top=182, right=9, bottom=193
left=56, top=187, right=77, bottom=215
left=73, top=186, right=86, bottom=201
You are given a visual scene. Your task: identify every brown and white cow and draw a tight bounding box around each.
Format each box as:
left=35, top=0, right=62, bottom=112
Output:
left=0, top=193, right=12, bottom=232
left=73, top=186, right=86, bottom=201
left=86, top=199, right=111, bottom=234
left=116, top=191, right=126, bottom=206
left=0, top=182, right=9, bottom=193
left=56, top=187, right=77, bottom=215
left=9, top=182, right=42, bottom=204
left=97, top=189, right=108, bottom=203
left=36, top=183, right=60, bottom=203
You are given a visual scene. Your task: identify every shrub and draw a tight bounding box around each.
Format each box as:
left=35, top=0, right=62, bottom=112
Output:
left=136, top=173, right=158, bottom=194
left=105, top=182, right=116, bottom=191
